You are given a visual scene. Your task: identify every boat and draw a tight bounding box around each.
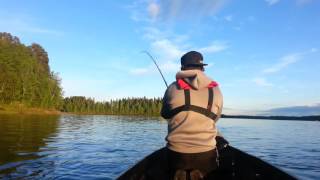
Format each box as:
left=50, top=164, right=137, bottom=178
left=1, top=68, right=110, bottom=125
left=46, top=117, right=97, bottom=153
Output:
left=117, top=137, right=296, bottom=180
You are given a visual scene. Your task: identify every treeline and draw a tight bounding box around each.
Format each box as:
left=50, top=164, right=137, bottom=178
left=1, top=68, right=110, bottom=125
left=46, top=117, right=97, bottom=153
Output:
left=0, top=32, right=63, bottom=109
left=62, top=96, right=162, bottom=116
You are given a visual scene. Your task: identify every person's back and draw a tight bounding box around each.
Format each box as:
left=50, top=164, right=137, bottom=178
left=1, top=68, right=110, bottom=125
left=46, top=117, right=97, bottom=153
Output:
left=161, top=51, right=223, bottom=179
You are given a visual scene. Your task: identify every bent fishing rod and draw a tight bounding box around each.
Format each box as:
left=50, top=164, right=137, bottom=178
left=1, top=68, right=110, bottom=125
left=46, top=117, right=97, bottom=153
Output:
left=142, top=51, right=168, bottom=88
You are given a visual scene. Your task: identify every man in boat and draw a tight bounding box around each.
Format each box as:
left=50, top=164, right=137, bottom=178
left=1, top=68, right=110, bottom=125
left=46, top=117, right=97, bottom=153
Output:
left=161, top=51, right=223, bottom=179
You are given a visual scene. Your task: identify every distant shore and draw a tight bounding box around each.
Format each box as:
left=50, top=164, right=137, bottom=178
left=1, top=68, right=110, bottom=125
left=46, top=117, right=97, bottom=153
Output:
left=1, top=107, right=319, bottom=121
left=0, top=105, right=319, bottom=121
left=221, top=114, right=320, bottom=121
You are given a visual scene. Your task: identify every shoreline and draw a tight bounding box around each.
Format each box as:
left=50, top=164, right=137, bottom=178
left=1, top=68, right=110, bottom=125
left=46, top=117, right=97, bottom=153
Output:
left=0, top=104, right=61, bottom=115
left=0, top=109, right=61, bottom=115
left=0, top=105, right=319, bottom=121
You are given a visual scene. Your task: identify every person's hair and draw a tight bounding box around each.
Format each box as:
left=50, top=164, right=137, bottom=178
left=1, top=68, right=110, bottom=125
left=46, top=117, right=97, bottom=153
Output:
left=181, top=65, right=204, bottom=71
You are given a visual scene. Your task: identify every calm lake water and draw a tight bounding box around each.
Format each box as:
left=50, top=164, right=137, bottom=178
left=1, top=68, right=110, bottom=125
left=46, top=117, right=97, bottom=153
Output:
left=0, top=115, right=319, bottom=180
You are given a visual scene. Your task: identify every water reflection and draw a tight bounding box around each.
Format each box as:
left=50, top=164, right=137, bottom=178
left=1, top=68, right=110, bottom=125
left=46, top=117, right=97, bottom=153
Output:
left=0, top=114, right=60, bottom=177
left=0, top=115, right=318, bottom=179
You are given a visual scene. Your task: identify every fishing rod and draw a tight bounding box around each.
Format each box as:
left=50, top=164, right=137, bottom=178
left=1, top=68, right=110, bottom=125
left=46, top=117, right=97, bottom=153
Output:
left=142, top=51, right=168, bottom=88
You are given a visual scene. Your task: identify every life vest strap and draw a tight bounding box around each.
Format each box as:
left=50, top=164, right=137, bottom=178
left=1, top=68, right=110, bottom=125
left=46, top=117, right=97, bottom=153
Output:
left=184, top=89, right=191, bottom=105
left=168, top=79, right=217, bottom=120
left=207, top=87, right=214, bottom=111
left=168, top=105, right=218, bottom=120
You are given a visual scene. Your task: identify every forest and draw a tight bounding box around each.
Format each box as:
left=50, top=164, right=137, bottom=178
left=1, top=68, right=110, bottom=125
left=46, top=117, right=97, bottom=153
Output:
left=62, top=96, right=162, bottom=116
left=0, top=32, right=63, bottom=109
left=0, top=32, right=162, bottom=116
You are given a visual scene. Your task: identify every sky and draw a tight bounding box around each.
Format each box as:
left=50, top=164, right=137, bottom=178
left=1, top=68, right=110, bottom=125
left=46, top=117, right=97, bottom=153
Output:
left=0, top=0, right=320, bottom=115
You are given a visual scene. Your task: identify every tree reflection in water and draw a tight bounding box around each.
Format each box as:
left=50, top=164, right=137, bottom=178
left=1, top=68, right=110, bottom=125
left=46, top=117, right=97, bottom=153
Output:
left=0, top=114, right=60, bottom=177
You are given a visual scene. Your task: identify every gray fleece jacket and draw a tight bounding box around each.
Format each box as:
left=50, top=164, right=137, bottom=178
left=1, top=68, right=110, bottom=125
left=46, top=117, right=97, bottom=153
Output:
left=161, top=70, right=223, bottom=153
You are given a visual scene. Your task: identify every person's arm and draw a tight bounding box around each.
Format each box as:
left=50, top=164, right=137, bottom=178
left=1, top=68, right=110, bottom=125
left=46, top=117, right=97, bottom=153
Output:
left=214, top=87, right=223, bottom=122
left=161, top=88, right=171, bottom=119
left=214, top=87, right=227, bottom=148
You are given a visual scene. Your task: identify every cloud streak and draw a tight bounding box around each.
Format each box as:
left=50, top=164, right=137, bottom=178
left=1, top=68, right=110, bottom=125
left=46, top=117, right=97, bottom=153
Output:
left=252, top=48, right=318, bottom=88
left=265, top=0, right=314, bottom=6
left=155, top=0, right=228, bottom=21
left=130, top=0, right=229, bottom=22
left=265, top=0, right=280, bottom=6
left=198, top=41, right=228, bottom=54
left=253, top=77, right=273, bottom=87
left=263, top=48, right=317, bottom=74
left=296, top=0, right=313, bottom=6
left=130, top=67, right=150, bottom=75
left=263, top=53, right=302, bottom=73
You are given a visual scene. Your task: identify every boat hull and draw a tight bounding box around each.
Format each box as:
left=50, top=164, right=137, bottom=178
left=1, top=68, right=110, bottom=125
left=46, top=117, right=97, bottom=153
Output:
left=117, top=145, right=296, bottom=180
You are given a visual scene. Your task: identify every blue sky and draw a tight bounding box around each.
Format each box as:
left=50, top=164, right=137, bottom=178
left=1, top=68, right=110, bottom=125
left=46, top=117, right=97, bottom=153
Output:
left=1, top=0, right=319, bottom=115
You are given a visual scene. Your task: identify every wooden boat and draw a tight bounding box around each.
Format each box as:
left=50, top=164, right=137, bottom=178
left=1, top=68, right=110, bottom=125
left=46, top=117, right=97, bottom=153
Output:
left=117, top=137, right=296, bottom=180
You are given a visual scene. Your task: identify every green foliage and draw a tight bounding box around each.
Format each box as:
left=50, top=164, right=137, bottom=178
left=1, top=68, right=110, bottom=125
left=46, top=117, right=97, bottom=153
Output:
left=0, top=32, right=161, bottom=115
left=0, top=32, right=63, bottom=109
left=62, top=96, right=162, bottom=116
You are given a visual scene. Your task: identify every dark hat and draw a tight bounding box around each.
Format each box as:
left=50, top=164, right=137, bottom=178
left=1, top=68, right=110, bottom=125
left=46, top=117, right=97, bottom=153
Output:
left=181, top=51, right=207, bottom=67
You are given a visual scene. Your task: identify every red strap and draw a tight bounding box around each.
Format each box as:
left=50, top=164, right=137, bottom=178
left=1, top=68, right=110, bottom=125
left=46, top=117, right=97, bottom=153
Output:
left=208, top=81, right=218, bottom=88
left=177, top=79, right=218, bottom=89
left=177, top=79, right=191, bottom=90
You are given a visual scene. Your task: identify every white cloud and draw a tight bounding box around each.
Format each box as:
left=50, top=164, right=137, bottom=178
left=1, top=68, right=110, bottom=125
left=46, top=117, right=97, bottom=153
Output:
left=224, top=15, right=233, bottom=21
left=263, top=48, right=317, bottom=74
left=128, top=1, right=229, bottom=76
left=233, top=26, right=241, bottom=31
left=160, top=61, right=180, bottom=72
left=253, top=49, right=317, bottom=88
left=127, top=0, right=151, bottom=22
left=129, top=38, right=183, bottom=75
left=198, top=42, right=228, bottom=54
left=158, top=0, right=228, bottom=21
left=310, top=48, right=318, bottom=53
left=130, top=0, right=229, bottom=22
left=265, top=0, right=280, bottom=6
left=147, top=2, right=160, bottom=20
left=147, top=31, right=228, bottom=64
left=253, top=77, right=273, bottom=87
left=143, top=27, right=186, bottom=61
left=129, top=61, right=180, bottom=75
left=263, top=53, right=301, bottom=73
left=131, top=28, right=228, bottom=75
left=130, top=67, right=150, bottom=75
left=265, top=0, right=313, bottom=6
left=247, top=16, right=256, bottom=22
left=129, top=27, right=185, bottom=75
left=296, top=0, right=313, bottom=6
left=151, top=39, right=184, bottom=60
left=142, top=27, right=164, bottom=40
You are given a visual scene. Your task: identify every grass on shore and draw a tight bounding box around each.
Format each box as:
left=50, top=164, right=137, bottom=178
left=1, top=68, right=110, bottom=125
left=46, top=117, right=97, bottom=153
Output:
left=0, top=103, right=61, bottom=115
